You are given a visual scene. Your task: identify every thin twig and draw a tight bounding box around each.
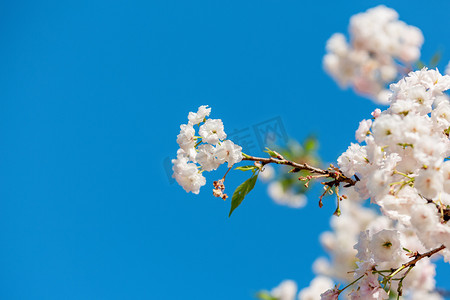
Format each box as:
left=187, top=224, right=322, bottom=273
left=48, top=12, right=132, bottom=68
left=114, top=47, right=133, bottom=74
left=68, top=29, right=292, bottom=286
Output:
left=388, top=245, right=446, bottom=279
left=242, top=154, right=357, bottom=186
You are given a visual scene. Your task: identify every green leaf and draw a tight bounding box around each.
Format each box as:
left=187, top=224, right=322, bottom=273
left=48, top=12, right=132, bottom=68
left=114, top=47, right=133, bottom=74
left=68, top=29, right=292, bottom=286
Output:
left=416, top=60, right=425, bottom=69
left=280, top=177, right=291, bottom=190
left=255, top=292, right=278, bottom=300
left=264, top=147, right=278, bottom=158
left=429, top=51, right=441, bottom=68
left=303, top=136, right=317, bottom=152
left=242, top=152, right=251, bottom=159
left=235, top=165, right=258, bottom=172
left=229, top=174, right=258, bottom=217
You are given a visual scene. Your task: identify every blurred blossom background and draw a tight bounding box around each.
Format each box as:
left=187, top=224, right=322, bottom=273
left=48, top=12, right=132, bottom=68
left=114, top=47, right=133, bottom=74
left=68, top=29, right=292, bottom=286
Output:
left=0, top=0, right=450, bottom=299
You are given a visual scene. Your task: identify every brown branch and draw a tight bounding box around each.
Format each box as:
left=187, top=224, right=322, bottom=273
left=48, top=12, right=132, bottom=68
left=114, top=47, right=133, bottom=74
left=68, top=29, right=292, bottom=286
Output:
left=402, top=244, right=446, bottom=268
left=242, top=154, right=357, bottom=187
left=388, top=245, right=446, bottom=279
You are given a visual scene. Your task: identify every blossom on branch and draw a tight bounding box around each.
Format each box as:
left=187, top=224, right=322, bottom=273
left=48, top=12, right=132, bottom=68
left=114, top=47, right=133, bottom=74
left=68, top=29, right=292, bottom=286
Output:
left=172, top=106, right=243, bottom=194
left=172, top=6, right=450, bottom=299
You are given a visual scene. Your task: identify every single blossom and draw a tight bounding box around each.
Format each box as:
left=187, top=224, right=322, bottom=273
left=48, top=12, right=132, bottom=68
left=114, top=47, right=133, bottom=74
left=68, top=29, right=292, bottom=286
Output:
left=199, top=118, right=227, bottom=144
left=320, top=287, right=339, bottom=300
left=188, top=105, right=211, bottom=125
left=215, top=140, right=243, bottom=167
left=369, top=229, right=401, bottom=263
left=176, top=124, right=196, bottom=152
left=196, top=144, right=220, bottom=171
left=355, top=119, right=372, bottom=142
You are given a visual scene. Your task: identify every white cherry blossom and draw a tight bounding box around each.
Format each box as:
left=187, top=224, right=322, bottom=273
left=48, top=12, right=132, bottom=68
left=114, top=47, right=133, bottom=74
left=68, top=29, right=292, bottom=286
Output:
left=199, top=119, right=227, bottom=145
left=188, top=105, right=211, bottom=125
left=215, top=140, right=243, bottom=167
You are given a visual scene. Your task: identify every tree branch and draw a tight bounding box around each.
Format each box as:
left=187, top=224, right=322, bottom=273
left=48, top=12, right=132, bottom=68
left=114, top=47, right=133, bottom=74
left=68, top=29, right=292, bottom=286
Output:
left=242, top=154, right=357, bottom=187
left=387, top=245, right=446, bottom=280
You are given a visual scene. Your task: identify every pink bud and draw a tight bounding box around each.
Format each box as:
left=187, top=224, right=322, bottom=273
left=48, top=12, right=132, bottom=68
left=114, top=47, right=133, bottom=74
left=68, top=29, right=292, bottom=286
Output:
left=371, top=108, right=381, bottom=118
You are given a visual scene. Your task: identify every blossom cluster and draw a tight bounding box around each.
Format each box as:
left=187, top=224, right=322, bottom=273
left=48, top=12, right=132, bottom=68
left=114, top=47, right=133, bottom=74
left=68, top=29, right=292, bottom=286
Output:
left=173, top=6, right=450, bottom=300
left=312, top=202, right=440, bottom=299
left=263, top=68, right=450, bottom=300
left=331, top=68, right=449, bottom=298
left=323, top=5, right=423, bottom=104
left=338, top=68, right=450, bottom=240
left=172, top=105, right=243, bottom=194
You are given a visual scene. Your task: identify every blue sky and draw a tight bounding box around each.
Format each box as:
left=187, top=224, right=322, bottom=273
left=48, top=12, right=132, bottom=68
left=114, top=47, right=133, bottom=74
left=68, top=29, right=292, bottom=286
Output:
left=1, top=1, right=450, bottom=299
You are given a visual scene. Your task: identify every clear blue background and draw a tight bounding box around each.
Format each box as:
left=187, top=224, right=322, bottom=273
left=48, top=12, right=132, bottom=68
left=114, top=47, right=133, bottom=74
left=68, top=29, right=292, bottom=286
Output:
left=1, top=1, right=449, bottom=299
